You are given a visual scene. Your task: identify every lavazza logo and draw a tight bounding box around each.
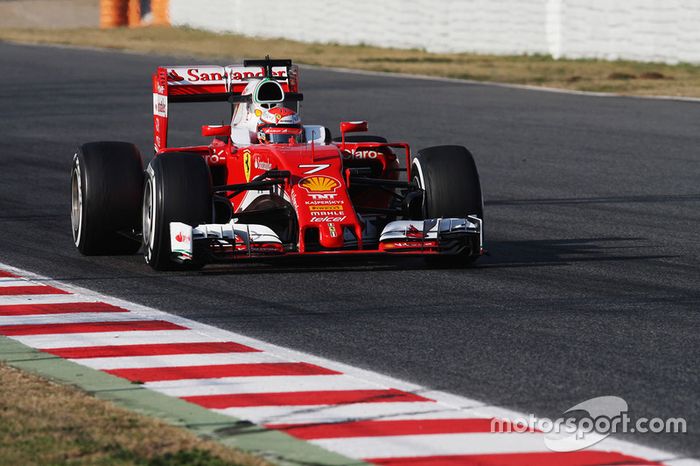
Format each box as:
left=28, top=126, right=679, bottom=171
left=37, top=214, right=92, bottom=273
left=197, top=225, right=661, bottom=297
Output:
left=491, top=396, right=687, bottom=452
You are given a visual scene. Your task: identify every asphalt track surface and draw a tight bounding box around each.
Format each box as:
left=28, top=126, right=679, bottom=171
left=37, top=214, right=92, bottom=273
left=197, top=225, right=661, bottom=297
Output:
left=0, top=42, right=698, bottom=457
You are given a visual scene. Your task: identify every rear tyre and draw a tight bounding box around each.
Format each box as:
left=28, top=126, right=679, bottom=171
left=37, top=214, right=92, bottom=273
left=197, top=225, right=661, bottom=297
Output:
left=412, top=145, right=483, bottom=265
left=71, top=142, right=143, bottom=255
left=142, top=153, right=212, bottom=271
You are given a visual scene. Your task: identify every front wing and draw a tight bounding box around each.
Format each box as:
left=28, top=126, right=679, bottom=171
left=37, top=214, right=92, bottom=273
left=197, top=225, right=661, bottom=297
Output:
left=169, top=216, right=482, bottom=263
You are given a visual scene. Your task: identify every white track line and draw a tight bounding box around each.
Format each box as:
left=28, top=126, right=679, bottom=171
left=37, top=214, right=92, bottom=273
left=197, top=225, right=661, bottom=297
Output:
left=0, top=278, right=32, bottom=286
left=12, top=330, right=226, bottom=349
left=314, top=432, right=557, bottom=458
left=76, top=352, right=286, bottom=370
left=313, top=432, right=670, bottom=460
left=0, top=294, right=97, bottom=306
left=146, top=374, right=383, bottom=397
left=215, top=402, right=496, bottom=426
left=0, top=312, right=146, bottom=326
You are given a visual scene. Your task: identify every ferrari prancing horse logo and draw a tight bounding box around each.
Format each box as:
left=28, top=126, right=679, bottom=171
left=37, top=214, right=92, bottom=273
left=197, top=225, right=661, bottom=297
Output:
left=243, top=149, right=251, bottom=182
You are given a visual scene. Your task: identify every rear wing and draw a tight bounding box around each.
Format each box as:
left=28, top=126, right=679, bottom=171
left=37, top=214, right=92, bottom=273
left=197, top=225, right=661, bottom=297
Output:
left=152, top=58, right=300, bottom=152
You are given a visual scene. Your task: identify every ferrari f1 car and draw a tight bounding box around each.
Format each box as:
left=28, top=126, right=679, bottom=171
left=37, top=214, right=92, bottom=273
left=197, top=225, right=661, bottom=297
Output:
left=70, top=58, right=484, bottom=270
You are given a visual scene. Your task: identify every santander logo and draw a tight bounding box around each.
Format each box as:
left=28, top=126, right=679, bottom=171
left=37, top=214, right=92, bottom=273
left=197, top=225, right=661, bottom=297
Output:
left=406, top=225, right=425, bottom=239
left=174, top=232, right=190, bottom=243
left=167, top=68, right=226, bottom=83
left=167, top=69, right=184, bottom=82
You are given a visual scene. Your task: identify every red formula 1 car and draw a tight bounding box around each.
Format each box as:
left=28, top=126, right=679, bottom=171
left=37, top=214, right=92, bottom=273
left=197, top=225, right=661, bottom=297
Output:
left=70, top=58, right=483, bottom=270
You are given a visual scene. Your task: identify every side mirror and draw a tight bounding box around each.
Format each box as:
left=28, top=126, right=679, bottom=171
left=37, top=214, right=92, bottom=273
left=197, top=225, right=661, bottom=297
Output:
left=340, top=121, right=368, bottom=134
left=201, top=125, right=231, bottom=137
left=339, top=121, right=368, bottom=147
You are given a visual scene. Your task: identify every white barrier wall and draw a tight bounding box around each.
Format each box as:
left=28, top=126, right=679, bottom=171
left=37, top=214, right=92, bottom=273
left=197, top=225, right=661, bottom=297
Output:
left=553, top=0, right=700, bottom=63
left=169, top=0, right=700, bottom=64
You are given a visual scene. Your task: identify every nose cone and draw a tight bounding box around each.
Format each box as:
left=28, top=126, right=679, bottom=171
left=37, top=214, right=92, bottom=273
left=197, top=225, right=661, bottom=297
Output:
left=318, top=222, right=344, bottom=249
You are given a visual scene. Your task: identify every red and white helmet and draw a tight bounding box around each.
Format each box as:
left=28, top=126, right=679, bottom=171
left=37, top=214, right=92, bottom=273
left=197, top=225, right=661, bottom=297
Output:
left=256, top=107, right=303, bottom=144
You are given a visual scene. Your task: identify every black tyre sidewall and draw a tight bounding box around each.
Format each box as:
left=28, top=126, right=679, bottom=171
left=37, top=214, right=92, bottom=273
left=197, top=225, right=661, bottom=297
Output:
left=412, top=145, right=483, bottom=266
left=412, top=145, right=483, bottom=220
left=71, top=142, right=143, bottom=255
left=143, top=153, right=212, bottom=270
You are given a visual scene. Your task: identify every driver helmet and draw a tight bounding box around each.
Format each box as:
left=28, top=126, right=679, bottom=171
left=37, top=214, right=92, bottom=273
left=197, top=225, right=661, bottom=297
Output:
left=257, top=107, right=303, bottom=144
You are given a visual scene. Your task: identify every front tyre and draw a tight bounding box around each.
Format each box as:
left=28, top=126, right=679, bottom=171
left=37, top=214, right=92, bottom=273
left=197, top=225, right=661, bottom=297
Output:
left=412, top=145, right=483, bottom=220
left=71, top=142, right=143, bottom=255
left=412, top=145, right=483, bottom=265
left=142, top=153, right=212, bottom=271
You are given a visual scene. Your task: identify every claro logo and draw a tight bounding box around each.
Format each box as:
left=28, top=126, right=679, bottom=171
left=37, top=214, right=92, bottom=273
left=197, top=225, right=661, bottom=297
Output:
left=344, top=148, right=381, bottom=160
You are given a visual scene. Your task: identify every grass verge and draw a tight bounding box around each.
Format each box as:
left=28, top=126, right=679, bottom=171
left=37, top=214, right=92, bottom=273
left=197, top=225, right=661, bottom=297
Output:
left=0, top=362, right=269, bottom=466
left=2, top=26, right=700, bottom=97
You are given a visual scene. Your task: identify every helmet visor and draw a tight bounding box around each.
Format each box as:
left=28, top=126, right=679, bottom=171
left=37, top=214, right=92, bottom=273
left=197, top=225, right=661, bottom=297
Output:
left=261, top=126, right=303, bottom=144
left=268, top=133, right=302, bottom=144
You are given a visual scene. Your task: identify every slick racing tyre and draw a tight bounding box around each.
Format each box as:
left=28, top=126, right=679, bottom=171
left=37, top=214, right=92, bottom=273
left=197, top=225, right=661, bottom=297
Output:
left=412, top=145, right=483, bottom=265
left=71, top=142, right=143, bottom=255
left=412, top=145, right=483, bottom=219
left=142, top=153, right=212, bottom=271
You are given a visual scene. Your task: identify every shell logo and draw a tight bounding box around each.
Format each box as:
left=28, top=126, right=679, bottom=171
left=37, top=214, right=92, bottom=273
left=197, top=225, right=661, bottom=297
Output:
left=299, top=176, right=340, bottom=193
